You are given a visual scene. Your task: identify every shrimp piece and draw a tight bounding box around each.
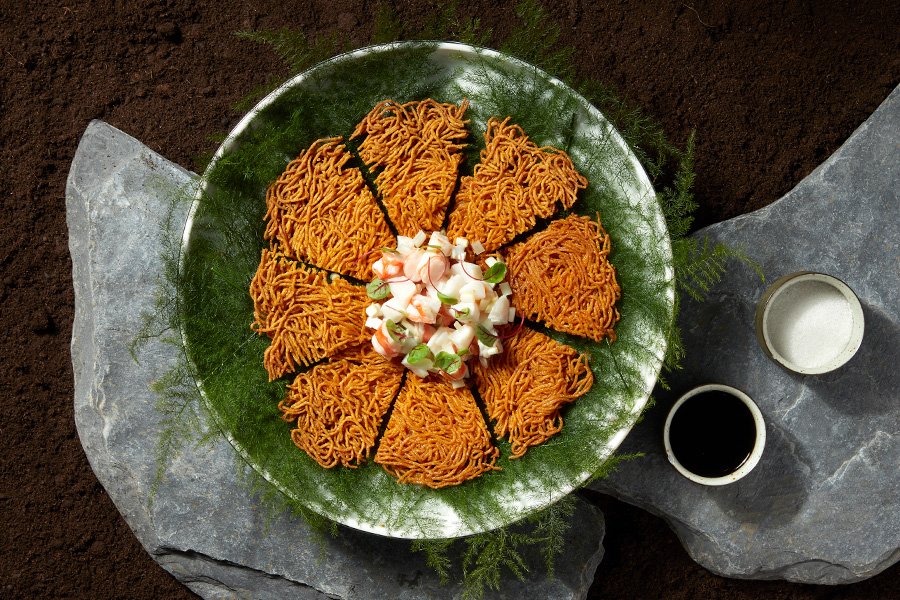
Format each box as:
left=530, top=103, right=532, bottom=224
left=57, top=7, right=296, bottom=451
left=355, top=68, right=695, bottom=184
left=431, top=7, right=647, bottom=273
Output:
left=407, top=294, right=438, bottom=323
left=372, top=252, right=404, bottom=280
left=436, top=304, right=456, bottom=328
left=418, top=253, right=449, bottom=287
left=372, top=322, right=403, bottom=358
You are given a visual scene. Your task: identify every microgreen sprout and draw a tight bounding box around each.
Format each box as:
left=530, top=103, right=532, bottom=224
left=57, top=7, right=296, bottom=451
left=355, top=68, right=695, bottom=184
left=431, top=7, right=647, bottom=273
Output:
left=407, top=343, right=433, bottom=364
left=482, top=261, right=507, bottom=283
left=436, top=289, right=458, bottom=305
left=385, top=319, right=408, bottom=342
left=434, top=351, right=462, bottom=374
left=366, top=278, right=391, bottom=300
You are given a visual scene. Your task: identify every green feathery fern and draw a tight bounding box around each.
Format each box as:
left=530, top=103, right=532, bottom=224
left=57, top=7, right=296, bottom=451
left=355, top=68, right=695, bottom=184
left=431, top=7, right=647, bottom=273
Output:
left=500, top=0, right=576, bottom=83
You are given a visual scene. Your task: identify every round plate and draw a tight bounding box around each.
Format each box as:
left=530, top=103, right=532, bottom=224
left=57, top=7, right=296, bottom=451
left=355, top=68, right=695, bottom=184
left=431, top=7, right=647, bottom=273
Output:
left=180, top=42, right=674, bottom=539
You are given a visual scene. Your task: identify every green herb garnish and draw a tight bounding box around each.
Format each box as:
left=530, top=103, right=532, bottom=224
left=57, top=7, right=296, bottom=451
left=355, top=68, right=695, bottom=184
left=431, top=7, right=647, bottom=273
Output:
left=483, top=261, right=507, bottom=283
left=366, top=278, right=391, bottom=300
left=408, top=343, right=433, bottom=364
left=475, top=323, right=496, bottom=347
left=436, top=289, right=458, bottom=305
left=385, top=319, right=407, bottom=342
left=434, top=351, right=462, bottom=374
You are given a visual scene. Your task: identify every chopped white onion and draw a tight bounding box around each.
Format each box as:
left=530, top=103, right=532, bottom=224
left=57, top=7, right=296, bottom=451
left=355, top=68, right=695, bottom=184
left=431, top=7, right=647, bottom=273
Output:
left=488, top=295, right=510, bottom=325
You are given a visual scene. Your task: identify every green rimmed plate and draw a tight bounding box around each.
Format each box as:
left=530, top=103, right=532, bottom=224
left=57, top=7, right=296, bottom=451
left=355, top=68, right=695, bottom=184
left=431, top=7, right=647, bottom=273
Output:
left=179, top=41, right=674, bottom=539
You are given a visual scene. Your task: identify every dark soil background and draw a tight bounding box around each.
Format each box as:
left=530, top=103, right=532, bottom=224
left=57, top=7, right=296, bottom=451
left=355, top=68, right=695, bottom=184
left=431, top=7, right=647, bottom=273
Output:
left=2, top=1, right=899, bottom=598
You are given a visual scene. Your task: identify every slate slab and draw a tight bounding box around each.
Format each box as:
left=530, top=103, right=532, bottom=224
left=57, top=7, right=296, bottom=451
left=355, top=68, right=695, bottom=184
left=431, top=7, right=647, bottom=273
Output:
left=591, top=84, right=900, bottom=584
left=67, top=120, right=605, bottom=600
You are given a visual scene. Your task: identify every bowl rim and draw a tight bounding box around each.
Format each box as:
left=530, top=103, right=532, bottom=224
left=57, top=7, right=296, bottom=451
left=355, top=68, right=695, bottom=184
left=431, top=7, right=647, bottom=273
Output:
left=663, top=383, right=767, bottom=486
left=755, top=271, right=865, bottom=375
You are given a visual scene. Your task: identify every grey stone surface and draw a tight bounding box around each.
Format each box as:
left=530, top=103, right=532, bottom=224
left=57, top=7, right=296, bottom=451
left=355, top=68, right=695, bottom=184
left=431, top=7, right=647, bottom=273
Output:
left=591, top=84, right=900, bottom=584
left=68, top=119, right=605, bottom=600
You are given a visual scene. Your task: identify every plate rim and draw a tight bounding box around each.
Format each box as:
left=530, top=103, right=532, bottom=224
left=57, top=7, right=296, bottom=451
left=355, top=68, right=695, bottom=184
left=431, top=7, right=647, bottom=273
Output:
left=178, top=40, right=675, bottom=539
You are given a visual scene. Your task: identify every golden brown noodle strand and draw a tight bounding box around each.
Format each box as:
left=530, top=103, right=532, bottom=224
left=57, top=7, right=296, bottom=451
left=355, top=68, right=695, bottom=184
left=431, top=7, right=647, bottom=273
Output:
left=250, top=249, right=370, bottom=380
left=503, top=214, right=621, bottom=343
left=446, top=116, right=588, bottom=252
left=278, top=345, right=404, bottom=468
left=263, top=137, right=394, bottom=280
left=351, top=99, right=470, bottom=236
left=374, top=376, right=500, bottom=488
left=471, top=326, right=593, bottom=458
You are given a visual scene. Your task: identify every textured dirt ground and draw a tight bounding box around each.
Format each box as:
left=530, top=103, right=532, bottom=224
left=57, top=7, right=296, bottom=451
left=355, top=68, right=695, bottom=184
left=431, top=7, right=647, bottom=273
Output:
left=2, top=1, right=899, bottom=598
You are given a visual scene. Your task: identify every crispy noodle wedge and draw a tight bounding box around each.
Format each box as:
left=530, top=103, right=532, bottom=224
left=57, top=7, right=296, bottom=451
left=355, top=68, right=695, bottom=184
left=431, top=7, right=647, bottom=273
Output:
left=374, top=376, right=500, bottom=489
left=351, top=99, right=470, bottom=237
left=250, top=249, right=369, bottom=380
left=264, top=137, right=395, bottom=280
left=279, top=345, right=404, bottom=468
left=503, top=214, right=621, bottom=343
left=447, top=116, right=587, bottom=252
left=471, top=326, right=593, bottom=458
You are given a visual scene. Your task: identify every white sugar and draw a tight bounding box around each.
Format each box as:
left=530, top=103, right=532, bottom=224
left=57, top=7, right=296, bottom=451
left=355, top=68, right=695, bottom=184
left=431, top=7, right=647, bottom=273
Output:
left=766, top=280, right=853, bottom=369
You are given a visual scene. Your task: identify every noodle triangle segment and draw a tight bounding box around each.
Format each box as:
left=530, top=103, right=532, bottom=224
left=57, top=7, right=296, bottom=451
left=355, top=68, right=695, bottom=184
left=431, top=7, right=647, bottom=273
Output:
left=250, top=249, right=370, bottom=380
left=446, top=116, right=587, bottom=253
left=503, top=214, right=621, bottom=343
left=374, top=376, right=500, bottom=488
left=471, top=326, right=593, bottom=458
left=264, top=137, right=395, bottom=280
left=279, top=345, right=404, bottom=468
left=351, top=99, right=470, bottom=237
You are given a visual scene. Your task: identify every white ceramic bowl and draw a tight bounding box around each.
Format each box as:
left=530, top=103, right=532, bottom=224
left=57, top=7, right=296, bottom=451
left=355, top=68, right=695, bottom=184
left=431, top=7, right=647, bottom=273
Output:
left=755, top=272, right=864, bottom=375
left=663, top=383, right=766, bottom=486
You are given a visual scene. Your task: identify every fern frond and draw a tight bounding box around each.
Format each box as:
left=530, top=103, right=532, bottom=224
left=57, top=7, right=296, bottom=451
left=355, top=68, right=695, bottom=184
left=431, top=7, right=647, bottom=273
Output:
left=411, top=538, right=454, bottom=585
left=501, top=0, right=575, bottom=82
left=371, top=5, right=404, bottom=44
left=148, top=355, right=204, bottom=503
left=417, top=0, right=461, bottom=40
left=456, top=16, right=492, bottom=46
left=658, top=131, right=697, bottom=239
left=661, top=301, right=686, bottom=378
left=402, top=1, right=492, bottom=46
left=674, top=235, right=762, bottom=302
left=462, top=528, right=530, bottom=600
left=527, top=495, right=576, bottom=581
left=230, top=79, right=285, bottom=114
left=235, top=28, right=349, bottom=76
left=585, top=452, right=644, bottom=486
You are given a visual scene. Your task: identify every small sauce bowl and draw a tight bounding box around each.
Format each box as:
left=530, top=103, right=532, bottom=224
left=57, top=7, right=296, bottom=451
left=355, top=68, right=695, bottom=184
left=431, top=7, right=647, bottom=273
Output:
left=755, top=272, right=864, bottom=375
left=663, top=383, right=766, bottom=486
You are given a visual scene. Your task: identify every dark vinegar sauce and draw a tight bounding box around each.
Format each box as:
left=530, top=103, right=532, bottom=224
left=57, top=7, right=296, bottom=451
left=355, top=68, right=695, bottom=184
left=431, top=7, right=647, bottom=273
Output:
left=668, top=390, right=757, bottom=478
